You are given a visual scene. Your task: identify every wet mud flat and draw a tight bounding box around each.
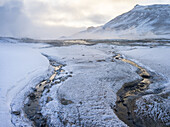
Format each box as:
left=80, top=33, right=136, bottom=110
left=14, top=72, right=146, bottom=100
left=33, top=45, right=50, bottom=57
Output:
left=23, top=57, right=72, bottom=127
left=113, top=54, right=167, bottom=127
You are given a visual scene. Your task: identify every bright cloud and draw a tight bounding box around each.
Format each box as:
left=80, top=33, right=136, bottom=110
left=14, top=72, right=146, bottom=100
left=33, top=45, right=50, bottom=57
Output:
left=0, top=0, right=169, bottom=39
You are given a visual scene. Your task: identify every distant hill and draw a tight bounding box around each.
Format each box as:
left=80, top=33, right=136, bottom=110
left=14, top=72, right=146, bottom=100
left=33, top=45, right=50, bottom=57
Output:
left=71, top=4, right=170, bottom=39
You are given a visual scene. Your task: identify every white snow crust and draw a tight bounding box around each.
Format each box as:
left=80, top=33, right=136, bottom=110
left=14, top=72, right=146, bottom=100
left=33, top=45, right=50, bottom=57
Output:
left=0, top=42, right=51, bottom=127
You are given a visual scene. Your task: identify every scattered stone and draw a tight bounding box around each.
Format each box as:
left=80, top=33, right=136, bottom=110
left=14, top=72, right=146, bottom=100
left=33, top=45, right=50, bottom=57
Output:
left=139, top=84, right=144, bottom=87
left=55, top=79, right=61, bottom=84
left=27, top=103, right=31, bottom=106
left=115, top=57, right=120, bottom=59
left=29, top=93, right=36, bottom=100
left=127, top=111, right=131, bottom=116
left=31, top=87, right=37, bottom=92
left=44, top=85, right=50, bottom=89
left=46, top=89, right=50, bottom=93
left=140, top=74, right=151, bottom=78
left=51, top=83, right=55, bottom=86
left=60, top=98, right=73, bottom=105
left=46, top=97, right=53, bottom=103
left=111, top=59, right=114, bottom=62
left=67, top=75, right=72, bottom=78
left=97, top=59, right=105, bottom=62
left=11, top=111, right=20, bottom=115
left=60, top=77, right=67, bottom=82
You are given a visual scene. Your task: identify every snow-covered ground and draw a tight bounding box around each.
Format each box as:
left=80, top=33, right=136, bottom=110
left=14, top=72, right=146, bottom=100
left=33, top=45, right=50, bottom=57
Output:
left=119, top=46, right=170, bottom=126
left=38, top=44, right=140, bottom=126
left=0, top=42, right=51, bottom=127
left=0, top=39, right=169, bottom=126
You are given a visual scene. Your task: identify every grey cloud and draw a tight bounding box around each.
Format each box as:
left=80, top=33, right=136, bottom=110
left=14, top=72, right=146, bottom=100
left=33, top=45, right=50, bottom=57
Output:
left=0, top=0, right=32, bottom=37
left=0, top=0, right=83, bottom=39
left=3, top=0, right=166, bottom=39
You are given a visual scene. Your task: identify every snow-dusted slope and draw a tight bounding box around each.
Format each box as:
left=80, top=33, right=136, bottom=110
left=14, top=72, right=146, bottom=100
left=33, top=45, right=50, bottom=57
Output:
left=73, top=4, right=170, bottom=39
left=0, top=42, right=51, bottom=127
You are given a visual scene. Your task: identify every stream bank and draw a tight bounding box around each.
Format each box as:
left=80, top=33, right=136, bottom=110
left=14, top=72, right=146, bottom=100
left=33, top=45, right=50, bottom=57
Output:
left=113, top=54, right=167, bottom=127
left=23, top=57, right=72, bottom=127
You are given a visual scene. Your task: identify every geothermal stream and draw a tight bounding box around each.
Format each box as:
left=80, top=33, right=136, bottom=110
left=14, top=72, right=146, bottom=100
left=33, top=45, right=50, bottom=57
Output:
left=113, top=54, right=166, bottom=127
left=21, top=53, right=165, bottom=127
left=23, top=57, right=72, bottom=127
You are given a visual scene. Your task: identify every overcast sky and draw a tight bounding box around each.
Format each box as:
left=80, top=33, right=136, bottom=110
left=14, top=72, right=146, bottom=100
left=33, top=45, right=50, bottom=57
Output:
left=0, top=0, right=169, bottom=39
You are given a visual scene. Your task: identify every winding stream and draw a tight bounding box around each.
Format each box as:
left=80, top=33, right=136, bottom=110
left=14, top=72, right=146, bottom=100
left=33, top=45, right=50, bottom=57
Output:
left=22, top=52, right=165, bottom=127
left=113, top=54, right=165, bottom=127
left=23, top=58, right=70, bottom=126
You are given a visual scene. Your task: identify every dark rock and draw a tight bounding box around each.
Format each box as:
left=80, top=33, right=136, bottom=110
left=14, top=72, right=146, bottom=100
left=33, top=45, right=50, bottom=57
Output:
left=60, top=98, right=73, bottom=105
left=60, top=77, right=67, bottom=82
left=47, top=89, right=50, bottom=93
left=55, top=80, right=61, bottom=84
left=115, top=57, right=119, bottom=59
left=67, top=75, right=72, bottom=78
left=139, top=84, right=144, bottom=87
left=97, top=59, right=105, bottom=62
left=44, top=85, right=50, bottom=89
left=31, top=87, right=37, bottom=92
left=141, top=74, right=151, bottom=78
left=29, top=93, right=36, bottom=100
left=127, top=111, right=131, bottom=116
left=46, top=97, right=53, bottom=103
left=12, top=111, right=20, bottom=115
left=51, top=83, right=55, bottom=86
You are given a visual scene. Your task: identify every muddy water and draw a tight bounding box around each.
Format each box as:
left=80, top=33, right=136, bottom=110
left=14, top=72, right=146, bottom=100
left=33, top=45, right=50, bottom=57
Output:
left=113, top=54, right=153, bottom=127
left=23, top=60, right=64, bottom=127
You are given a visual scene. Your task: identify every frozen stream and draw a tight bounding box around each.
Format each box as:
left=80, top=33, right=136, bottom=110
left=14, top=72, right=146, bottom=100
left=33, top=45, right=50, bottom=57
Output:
left=0, top=39, right=169, bottom=127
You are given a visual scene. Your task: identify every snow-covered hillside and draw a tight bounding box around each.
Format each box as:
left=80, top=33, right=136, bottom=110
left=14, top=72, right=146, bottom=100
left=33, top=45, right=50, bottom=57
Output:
left=72, top=4, right=170, bottom=39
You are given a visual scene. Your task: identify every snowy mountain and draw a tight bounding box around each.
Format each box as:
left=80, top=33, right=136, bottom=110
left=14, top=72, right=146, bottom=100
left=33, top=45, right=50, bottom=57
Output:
left=72, top=4, right=170, bottom=39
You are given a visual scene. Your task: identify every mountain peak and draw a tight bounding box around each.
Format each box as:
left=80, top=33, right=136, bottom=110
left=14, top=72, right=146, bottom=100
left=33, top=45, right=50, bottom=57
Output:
left=72, top=4, right=170, bottom=39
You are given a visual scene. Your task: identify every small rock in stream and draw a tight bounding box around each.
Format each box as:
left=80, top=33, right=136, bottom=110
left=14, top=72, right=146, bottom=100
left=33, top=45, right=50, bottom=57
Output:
left=11, top=111, right=20, bottom=115
left=141, top=74, right=151, bottom=78
left=46, top=97, right=53, bottom=103
left=44, top=85, right=50, bottom=89
left=29, top=93, right=36, bottom=100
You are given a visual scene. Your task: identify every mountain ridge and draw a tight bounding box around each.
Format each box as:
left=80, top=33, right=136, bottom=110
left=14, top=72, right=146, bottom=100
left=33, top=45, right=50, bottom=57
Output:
left=71, top=4, right=170, bottom=39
